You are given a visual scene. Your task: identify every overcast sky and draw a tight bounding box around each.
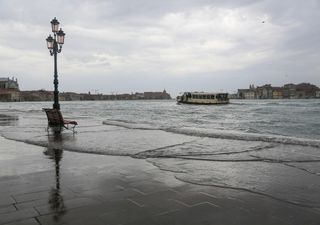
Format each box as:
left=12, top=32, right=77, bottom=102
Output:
left=0, top=0, right=319, bottom=96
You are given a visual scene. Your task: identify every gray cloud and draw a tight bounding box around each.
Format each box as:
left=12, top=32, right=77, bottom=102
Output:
left=0, top=0, right=319, bottom=95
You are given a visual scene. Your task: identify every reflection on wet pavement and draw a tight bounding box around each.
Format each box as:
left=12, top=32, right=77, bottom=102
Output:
left=43, top=134, right=66, bottom=221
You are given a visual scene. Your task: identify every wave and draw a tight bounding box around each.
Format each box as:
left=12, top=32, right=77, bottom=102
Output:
left=103, top=120, right=157, bottom=130
left=103, top=120, right=320, bottom=148
left=165, top=128, right=320, bottom=148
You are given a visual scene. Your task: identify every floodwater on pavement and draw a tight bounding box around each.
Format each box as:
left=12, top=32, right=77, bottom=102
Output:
left=0, top=99, right=320, bottom=208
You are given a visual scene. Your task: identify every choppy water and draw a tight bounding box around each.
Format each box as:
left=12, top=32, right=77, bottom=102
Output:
left=1, top=99, right=320, bottom=208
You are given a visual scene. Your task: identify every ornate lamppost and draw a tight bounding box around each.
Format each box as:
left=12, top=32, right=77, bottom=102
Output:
left=46, top=17, right=66, bottom=110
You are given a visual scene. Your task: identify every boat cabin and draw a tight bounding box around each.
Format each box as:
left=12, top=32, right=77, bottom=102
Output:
left=177, top=92, right=229, bottom=104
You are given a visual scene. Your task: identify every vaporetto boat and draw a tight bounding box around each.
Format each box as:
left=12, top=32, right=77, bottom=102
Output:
left=177, top=92, right=229, bottom=105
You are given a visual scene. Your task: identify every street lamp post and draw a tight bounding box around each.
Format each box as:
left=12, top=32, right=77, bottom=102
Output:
left=46, top=17, right=66, bottom=110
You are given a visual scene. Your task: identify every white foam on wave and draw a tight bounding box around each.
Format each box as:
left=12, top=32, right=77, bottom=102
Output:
left=102, top=120, right=157, bottom=130
left=165, top=127, right=320, bottom=148
left=103, top=120, right=320, bottom=148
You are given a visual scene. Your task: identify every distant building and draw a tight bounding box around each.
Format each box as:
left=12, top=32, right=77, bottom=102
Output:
left=143, top=90, right=171, bottom=100
left=272, top=87, right=283, bottom=99
left=60, top=92, right=81, bottom=101
left=256, top=84, right=273, bottom=99
left=20, top=90, right=53, bottom=101
left=0, top=77, right=20, bottom=101
left=134, top=92, right=145, bottom=99
left=293, top=83, right=319, bottom=99
left=17, top=88, right=173, bottom=102
left=237, top=84, right=255, bottom=99
left=237, top=83, right=320, bottom=99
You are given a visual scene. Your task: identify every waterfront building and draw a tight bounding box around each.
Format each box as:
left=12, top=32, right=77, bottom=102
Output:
left=20, top=90, right=53, bottom=101
left=255, top=84, right=274, bottom=99
left=143, top=89, right=171, bottom=100
left=237, top=84, right=255, bottom=99
left=238, top=83, right=320, bottom=99
left=60, top=92, right=81, bottom=101
left=272, top=87, right=283, bottom=99
left=0, top=77, right=20, bottom=101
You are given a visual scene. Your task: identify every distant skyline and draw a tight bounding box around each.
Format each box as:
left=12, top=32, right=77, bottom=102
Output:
left=0, top=0, right=319, bottom=97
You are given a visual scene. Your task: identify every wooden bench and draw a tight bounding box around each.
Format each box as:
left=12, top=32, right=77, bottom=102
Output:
left=43, top=108, right=78, bottom=133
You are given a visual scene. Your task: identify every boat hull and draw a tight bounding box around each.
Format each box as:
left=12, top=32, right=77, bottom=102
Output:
left=177, top=100, right=229, bottom=105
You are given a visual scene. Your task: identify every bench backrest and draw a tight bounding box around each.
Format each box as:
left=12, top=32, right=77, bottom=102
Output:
left=43, top=108, right=64, bottom=126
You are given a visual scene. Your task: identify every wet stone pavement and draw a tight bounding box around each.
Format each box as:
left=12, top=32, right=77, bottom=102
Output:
left=1, top=137, right=320, bottom=225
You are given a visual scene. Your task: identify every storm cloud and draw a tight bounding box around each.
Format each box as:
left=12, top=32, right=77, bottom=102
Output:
left=0, top=0, right=319, bottom=95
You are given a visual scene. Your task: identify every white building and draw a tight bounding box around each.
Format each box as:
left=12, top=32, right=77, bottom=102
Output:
left=0, top=77, right=20, bottom=101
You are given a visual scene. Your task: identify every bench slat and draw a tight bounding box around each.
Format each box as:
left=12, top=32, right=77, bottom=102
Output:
left=43, top=108, right=77, bottom=133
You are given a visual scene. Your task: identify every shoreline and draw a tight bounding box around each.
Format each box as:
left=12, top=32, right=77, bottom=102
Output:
left=1, top=136, right=320, bottom=225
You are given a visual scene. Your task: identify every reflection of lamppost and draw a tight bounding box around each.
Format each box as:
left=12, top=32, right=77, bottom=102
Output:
left=46, top=17, right=66, bottom=110
left=44, top=142, right=66, bottom=221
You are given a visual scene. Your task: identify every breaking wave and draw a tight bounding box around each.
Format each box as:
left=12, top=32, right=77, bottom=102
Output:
left=103, top=120, right=320, bottom=148
left=103, top=120, right=157, bottom=130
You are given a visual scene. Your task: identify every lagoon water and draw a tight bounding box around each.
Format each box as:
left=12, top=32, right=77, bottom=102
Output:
left=1, top=99, right=320, bottom=208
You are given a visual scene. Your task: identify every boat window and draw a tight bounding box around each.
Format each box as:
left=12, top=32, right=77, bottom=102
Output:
left=211, top=95, right=215, bottom=99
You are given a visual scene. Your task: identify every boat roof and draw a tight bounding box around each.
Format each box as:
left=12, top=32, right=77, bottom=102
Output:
left=183, top=92, right=228, bottom=94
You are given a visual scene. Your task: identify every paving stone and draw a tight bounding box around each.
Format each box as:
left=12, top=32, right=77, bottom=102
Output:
left=99, top=205, right=147, bottom=225
left=89, top=199, right=141, bottom=213
left=256, top=203, right=320, bottom=225
left=199, top=192, right=250, bottom=211
left=65, top=177, right=127, bottom=194
left=1, top=184, right=52, bottom=197
left=0, top=208, right=39, bottom=224
left=0, top=205, right=16, bottom=214
left=35, top=197, right=102, bottom=216
left=78, top=185, right=125, bottom=198
left=4, top=218, right=39, bottom=225
left=13, top=190, right=49, bottom=203
left=141, top=199, right=188, bottom=216
left=0, top=196, right=15, bottom=206
left=38, top=214, right=105, bottom=225
left=15, top=198, right=49, bottom=211
left=122, top=217, right=161, bottom=225
left=157, top=201, right=304, bottom=225
left=129, top=189, right=187, bottom=215
left=37, top=200, right=139, bottom=225
left=15, top=187, right=79, bottom=210
left=128, top=180, right=169, bottom=195
left=155, top=202, right=221, bottom=225
left=175, top=191, right=219, bottom=207
left=130, top=189, right=179, bottom=206
left=97, top=188, right=144, bottom=202
left=201, top=192, right=320, bottom=225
